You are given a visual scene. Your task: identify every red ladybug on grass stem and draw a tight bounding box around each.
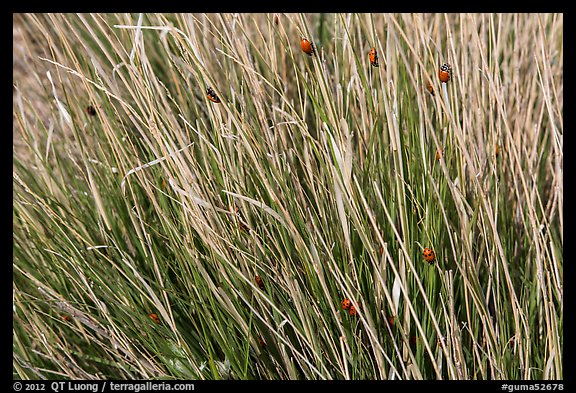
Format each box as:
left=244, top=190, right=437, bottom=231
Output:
left=423, top=247, right=436, bottom=264
left=369, top=47, right=379, bottom=67
left=300, top=38, right=315, bottom=56
left=439, top=63, right=452, bottom=83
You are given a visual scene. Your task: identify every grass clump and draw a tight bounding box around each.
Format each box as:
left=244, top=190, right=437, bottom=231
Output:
left=13, top=13, right=562, bottom=380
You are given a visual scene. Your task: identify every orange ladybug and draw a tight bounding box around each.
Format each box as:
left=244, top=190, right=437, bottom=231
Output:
left=349, top=304, right=359, bottom=316
left=341, top=298, right=352, bottom=310
left=149, top=313, right=161, bottom=324
left=206, top=87, right=221, bottom=103
left=386, top=315, right=395, bottom=327
left=439, top=63, right=451, bottom=83
left=62, top=315, right=72, bottom=322
left=369, top=47, right=379, bottom=67
left=436, top=148, right=443, bottom=160
left=255, top=275, right=265, bottom=290
left=423, top=247, right=436, bottom=264
left=427, top=82, right=435, bottom=96
left=86, top=105, right=97, bottom=116
left=300, top=38, right=315, bottom=56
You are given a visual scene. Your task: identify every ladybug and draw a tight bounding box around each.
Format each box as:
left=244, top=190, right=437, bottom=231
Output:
left=436, top=148, right=443, bottom=160
left=341, top=298, right=352, bottom=310
left=423, top=247, right=436, bottom=264
left=379, top=245, right=384, bottom=256
left=386, top=315, right=395, bottom=327
left=255, top=275, right=265, bottom=290
left=369, top=47, right=379, bottom=67
left=206, top=87, right=221, bottom=103
left=495, top=144, right=500, bottom=157
left=149, top=313, right=161, bottom=324
left=349, top=304, right=359, bottom=316
left=86, top=105, right=97, bottom=116
left=300, top=38, right=315, bottom=56
left=62, top=315, right=72, bottom=322
left=439, top=63, right=452, bottom=83
left=427, top=82, right=435, bottom=96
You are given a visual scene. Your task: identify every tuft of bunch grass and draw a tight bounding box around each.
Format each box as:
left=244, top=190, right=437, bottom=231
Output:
left=13, top=13, right=562, bottom=380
